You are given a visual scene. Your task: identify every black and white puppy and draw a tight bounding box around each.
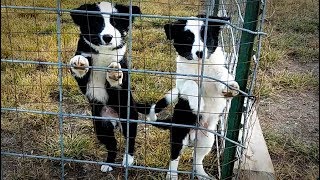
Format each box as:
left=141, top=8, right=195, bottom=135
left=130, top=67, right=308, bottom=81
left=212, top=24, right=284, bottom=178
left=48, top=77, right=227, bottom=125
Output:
left=147, top=16, right=240, bottom=179
left=69, top=2, right=144, bottom=172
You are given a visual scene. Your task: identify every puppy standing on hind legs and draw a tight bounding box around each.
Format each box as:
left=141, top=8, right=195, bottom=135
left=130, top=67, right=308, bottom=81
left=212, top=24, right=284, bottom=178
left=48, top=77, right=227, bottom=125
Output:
left=68, top=1, right=148, bottom=172
left=146, top=16, right=240, bottom=179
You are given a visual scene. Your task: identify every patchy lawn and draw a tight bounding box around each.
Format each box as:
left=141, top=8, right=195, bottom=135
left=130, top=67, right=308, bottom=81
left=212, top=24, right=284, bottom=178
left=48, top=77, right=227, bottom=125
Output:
left=257, top=0, right=319, bottom=179
left=1, top=0, right=319, bottom=179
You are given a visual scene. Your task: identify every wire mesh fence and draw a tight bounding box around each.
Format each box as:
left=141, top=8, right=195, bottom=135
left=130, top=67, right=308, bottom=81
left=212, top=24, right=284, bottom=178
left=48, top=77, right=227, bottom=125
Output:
left=1, top=0, right=266, bottom=179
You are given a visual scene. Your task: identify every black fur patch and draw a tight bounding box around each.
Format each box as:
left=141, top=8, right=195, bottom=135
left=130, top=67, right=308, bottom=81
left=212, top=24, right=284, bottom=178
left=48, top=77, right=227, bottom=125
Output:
left=164, top=16, right=230, bottom=60
left=70, top=3, right=105, bottom=46
left=69, top=2, right=146, bottom=167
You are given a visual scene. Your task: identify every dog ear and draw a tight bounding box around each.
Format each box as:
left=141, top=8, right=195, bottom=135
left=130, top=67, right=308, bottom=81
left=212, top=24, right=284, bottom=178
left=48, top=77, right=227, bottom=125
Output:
left=132, top=5, right=142, bottom=15
left=198, top=15, right=230, bottom=40
left=70, top=3, right=98, bottom=26
left=114, top=4, right=141, bottom=21
left=209, top=16, right=230, bottom=26
left=198, top=15, right=230, bottom=54
left=164, top=23, right=174, bottom=40
left=164, top=20, right=185, bottom=40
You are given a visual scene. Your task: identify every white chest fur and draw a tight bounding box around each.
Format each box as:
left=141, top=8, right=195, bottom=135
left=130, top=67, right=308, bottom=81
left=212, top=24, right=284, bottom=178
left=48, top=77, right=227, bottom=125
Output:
left=84, top=51, right=124, bottom=103
left=175, top=48, right=231, bottom=127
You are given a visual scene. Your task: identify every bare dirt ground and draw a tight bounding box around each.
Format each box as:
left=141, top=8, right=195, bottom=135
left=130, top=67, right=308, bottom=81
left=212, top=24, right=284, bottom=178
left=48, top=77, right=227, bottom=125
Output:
left=257, top=0, right=319, bottom=178
left=258, top=56, right=319, bottom=178
left=259, top=61, right=319, bottom=180
left=259, top=59, right=319, bottom=145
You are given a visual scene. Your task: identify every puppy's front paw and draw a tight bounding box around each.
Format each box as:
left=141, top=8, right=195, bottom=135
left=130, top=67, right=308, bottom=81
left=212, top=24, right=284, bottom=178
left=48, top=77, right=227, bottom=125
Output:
left=69, top=55, right=89, bottom=78
left=106, top=62, right=123, bottom=87
left=222, top=81, right=239, bottom=97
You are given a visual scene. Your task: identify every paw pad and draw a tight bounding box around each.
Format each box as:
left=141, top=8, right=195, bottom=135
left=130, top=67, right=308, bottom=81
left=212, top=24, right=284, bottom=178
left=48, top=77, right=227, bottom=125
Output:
left=222, top=82, right=240, bottom=97
left=106, top=62, right=124, bottom=87
left=69, top=55, right=89, bottom=77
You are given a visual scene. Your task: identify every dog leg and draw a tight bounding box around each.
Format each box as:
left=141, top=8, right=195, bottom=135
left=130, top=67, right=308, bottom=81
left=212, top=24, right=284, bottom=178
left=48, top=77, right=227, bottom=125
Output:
left=146, top=88, right=179, bottom=121
left=121, top=121, right=137, bottom=167
left=194, top=133, right=216, bottom=179
left=69, top=55, right=89, bottom=78
left=106, top=62, right=123, bottom=88
left=166, top=157, right=180, bottom=180
left=93, top=120, right=117, bottom=172
left=180, top=80, right=204, bottom=114
left=166, top=133, right=189, bottom=180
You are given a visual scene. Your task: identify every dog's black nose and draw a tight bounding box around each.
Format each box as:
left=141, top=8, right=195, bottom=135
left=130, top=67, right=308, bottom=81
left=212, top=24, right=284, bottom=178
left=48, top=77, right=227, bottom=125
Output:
left=103, top=34, right=113, bottom=44
left=196, top=51, right=203, bottom=59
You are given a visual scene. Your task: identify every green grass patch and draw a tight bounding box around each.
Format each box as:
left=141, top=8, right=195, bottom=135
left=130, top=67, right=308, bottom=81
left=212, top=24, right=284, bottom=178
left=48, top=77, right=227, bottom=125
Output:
left=256, top=70, right=318, bottom=98
left=264, top=0, right=319, bottom=63
left=259, top=36, right=286, bottom=70
left=271, top=70, right=319, bottom=90
left=1, top=0, right=319, bottom=178
left=44, top=133, right=97, bottom=159
left=265, top=130, right=319, bottom=180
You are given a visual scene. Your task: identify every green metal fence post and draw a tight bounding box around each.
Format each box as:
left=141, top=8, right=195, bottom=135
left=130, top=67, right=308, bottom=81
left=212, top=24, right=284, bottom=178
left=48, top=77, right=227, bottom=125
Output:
left=221, top=0, right=261, bottom=179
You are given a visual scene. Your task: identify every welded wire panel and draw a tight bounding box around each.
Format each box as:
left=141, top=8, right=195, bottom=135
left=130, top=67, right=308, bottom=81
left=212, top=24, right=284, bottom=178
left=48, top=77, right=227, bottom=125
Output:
left=1, top=0, right=265, bottom=179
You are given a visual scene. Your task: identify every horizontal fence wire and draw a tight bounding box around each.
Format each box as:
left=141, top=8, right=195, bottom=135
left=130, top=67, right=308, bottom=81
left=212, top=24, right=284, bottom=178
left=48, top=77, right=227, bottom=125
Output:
left=0, top=59, right=254, bottom=98
left=0, top=5, right=266, bottom=35
left=1, top=107, right=245, bottom=148
left=1, top=0, right=265, bottom=179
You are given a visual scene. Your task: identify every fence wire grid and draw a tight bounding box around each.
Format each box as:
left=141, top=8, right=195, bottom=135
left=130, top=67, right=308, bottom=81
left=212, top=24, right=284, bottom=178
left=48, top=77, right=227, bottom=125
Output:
left=1, top=0, right=266, bottom=179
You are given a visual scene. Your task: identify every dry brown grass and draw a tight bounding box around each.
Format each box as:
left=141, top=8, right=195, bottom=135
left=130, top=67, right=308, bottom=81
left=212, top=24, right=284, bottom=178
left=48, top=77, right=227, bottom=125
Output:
left=1, top=0, right=220, bottom=179
left=256, top=0, right=319, bottom=179
left=264, top=130, right=319, bottom=180
left=1, top=0, right=319, bottom=179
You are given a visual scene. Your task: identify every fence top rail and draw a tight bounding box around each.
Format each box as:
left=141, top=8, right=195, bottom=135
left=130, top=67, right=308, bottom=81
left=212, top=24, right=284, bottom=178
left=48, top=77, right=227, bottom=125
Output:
left=1, top=5, right=267, bottom=36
